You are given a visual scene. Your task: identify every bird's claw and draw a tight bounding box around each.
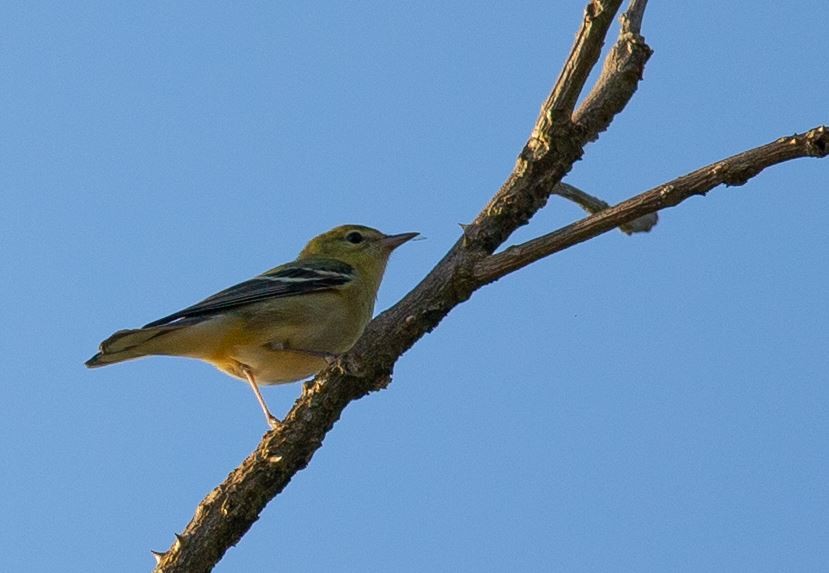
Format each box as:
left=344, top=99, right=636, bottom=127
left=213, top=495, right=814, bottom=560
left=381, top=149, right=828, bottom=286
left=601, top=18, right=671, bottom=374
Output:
left=266, top=414, right=283, bottom=430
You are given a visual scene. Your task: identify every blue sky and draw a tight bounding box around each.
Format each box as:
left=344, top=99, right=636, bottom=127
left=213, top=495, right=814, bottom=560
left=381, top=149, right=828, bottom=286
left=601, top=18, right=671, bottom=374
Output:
left=2, top=2, right=828, bottom=571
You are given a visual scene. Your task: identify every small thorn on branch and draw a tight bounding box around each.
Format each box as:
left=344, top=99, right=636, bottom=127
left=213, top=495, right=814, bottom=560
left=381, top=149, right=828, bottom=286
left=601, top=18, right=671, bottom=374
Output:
left=151, top=550, right=166, bottom=564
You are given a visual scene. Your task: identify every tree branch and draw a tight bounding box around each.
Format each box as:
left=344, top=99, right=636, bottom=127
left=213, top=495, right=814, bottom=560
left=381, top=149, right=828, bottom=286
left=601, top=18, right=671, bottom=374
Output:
left=553, top=182, right=658, bottom=234
left=152, top=2, right=650, bottom=570
left=573, top=0, right=651, bottom=139
left=476, top=126, right=829, bottom=284
left=469, top=0, right=648, bottom=255
left=149, top=3, right=824, bottom=571
left=539, top=0, right=623, bottom=131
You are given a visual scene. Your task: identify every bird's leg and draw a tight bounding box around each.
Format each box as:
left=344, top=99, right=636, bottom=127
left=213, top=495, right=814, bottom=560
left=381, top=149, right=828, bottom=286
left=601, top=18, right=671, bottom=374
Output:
left=241, top=366, right=282, bottom=430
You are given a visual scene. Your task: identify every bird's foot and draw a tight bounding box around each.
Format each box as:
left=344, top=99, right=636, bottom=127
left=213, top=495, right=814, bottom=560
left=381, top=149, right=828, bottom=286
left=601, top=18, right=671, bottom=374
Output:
left=266, top=413, right=284, bottom=430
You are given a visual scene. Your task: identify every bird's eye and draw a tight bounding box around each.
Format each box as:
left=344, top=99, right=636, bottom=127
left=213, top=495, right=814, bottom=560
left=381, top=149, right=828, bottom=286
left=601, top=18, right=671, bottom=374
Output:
left=345, top=231, right=364, bottom=244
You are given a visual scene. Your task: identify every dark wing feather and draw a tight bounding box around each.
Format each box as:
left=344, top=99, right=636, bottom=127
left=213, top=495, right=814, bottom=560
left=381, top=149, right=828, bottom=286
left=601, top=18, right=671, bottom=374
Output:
left=143, top=259, right=353, bottom=328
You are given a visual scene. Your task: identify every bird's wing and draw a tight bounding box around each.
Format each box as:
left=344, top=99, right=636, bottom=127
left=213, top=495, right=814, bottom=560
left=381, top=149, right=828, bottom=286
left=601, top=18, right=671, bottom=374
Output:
left=142, top=259, right=354, bottom=328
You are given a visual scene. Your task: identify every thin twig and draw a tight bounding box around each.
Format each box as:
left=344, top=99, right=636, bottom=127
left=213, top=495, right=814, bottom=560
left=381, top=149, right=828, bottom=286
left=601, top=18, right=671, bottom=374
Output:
left=542, top=0, right=625, bottom=132
left=476, top=126, right=829, bottom=284
left=553, top=182, right=658, bottom=234
left=574, top=0, right=652, bottom=138
left=468, top=0, right=641, bottom=254
left=621, top=0, right=647, bottom=35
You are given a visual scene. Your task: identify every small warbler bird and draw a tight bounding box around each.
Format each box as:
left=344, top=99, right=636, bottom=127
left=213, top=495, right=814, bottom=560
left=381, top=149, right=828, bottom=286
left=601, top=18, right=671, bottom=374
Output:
left=86, top=224, right=418, bottom=428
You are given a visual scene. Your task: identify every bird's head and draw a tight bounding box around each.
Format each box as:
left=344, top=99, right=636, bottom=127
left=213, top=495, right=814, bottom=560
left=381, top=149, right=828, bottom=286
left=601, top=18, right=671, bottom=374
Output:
left=299, top=224, right=418, bottom=277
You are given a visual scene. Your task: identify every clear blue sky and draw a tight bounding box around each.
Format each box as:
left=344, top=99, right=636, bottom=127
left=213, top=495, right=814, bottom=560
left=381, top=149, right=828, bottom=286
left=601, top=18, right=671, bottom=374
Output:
left=3, top=2, right=827, bottom=571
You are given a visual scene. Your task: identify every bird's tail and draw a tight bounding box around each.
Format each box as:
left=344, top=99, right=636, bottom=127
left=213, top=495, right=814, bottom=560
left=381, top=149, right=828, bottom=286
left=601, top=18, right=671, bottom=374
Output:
left=85, top=325, right=181, bottom=368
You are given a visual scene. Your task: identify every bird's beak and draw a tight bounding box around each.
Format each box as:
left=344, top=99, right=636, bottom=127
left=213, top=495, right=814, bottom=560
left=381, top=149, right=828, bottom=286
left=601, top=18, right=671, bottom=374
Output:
left=381, top=232, right=419, bottom=249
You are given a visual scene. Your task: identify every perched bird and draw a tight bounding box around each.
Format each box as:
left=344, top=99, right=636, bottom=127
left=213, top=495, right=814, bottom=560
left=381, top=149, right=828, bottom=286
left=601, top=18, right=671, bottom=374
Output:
left=86, top=224, right=418, bottom=428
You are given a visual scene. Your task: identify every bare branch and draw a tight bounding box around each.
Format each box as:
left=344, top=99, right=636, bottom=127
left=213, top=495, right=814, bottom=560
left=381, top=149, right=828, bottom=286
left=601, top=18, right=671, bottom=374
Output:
left=472, top=0, right=653, bottom=255
left=152, top=123, right=827, bottom=573
left=553, top=182, right=658, bottom=234
left=476, top=126, right=829, bottom=284
left=542, top=0, right=624, bottom=129
left=465, top=0, right=650, bottom=255
left=621, top=0, right=647, bottom=35
left=152, top=2, right=651, bottom=570
left=139, top=5, right=829, bottom=573
left=573, top=0, right=652, bottom=139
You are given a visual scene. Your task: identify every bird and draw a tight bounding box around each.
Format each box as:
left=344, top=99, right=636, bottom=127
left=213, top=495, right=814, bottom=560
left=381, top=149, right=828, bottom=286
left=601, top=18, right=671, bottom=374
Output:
left=86, top=224, right=418, bottom=428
